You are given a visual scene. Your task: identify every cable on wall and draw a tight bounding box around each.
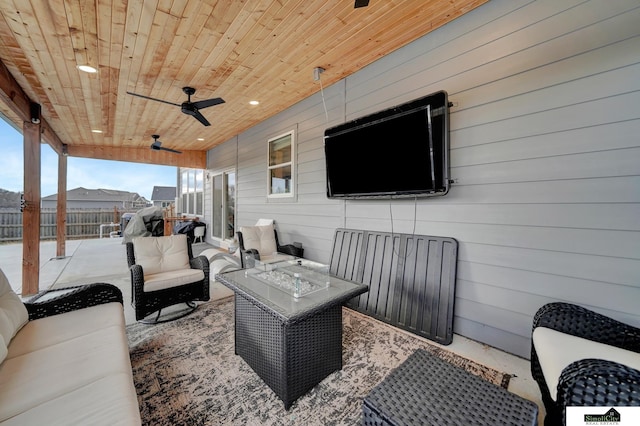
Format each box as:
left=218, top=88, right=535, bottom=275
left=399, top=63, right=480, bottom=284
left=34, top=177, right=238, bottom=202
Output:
left=389, top=196, right=418, bottom=258
left=314, top=67, right=329, bottom=125
left=314, top=66, right=344, bottom=227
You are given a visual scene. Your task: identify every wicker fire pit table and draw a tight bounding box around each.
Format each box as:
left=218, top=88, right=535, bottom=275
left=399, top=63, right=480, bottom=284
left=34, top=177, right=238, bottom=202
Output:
left=216, top=260, right=368, bottom=409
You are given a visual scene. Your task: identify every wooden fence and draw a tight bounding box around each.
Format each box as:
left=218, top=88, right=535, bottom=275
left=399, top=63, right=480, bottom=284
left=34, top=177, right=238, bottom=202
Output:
left=0, top=209, right=136, bottom=242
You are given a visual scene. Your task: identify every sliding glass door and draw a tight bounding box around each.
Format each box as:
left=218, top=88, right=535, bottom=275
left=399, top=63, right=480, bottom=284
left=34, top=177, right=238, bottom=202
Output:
left=211, top=171, right=235, bottom=241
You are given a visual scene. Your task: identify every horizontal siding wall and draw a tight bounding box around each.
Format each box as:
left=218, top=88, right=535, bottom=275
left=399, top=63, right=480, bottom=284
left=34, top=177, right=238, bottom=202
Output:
left=205, top=0, right=640, bottom=358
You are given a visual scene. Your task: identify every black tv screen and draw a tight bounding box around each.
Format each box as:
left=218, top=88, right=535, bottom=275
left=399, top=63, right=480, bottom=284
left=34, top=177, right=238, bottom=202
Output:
left=324, top=90, right=450, bottom=199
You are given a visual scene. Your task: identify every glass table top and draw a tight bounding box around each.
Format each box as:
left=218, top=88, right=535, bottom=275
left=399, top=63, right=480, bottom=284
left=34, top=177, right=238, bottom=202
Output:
left=249, top=259, right=330, bottom=298
left=216, top=260, right=368, bottom=323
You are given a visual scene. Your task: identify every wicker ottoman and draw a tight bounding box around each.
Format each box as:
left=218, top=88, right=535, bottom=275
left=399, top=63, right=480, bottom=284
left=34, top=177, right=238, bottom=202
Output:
left=362, top=349, right=538, bottom=425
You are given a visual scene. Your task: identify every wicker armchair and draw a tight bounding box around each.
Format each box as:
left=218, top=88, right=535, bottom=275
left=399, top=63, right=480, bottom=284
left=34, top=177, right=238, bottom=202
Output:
left=531, top=302, right=640, bottom=425
left=126, top=234, right=210, bottom=323
left=237, top=224, right=303, bottom=267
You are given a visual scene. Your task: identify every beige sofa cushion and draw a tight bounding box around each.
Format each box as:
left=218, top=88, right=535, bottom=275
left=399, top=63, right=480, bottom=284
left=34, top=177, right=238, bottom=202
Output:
left=0, top=335, right=6, bottom=364
left=1, top=374, right=141, bottom=426
left=133, top=234, right=190, bottom=275
left=0, top=269, right=28, bottom=349
left=6, top=302, right=122, bottom=359
left=144, top=268, right=205, bottom=292
left=240, top=225, right=277, bottom=257
left=533, top=326, right=640, bottom=401
left=0, top=302, right=140, bottom=425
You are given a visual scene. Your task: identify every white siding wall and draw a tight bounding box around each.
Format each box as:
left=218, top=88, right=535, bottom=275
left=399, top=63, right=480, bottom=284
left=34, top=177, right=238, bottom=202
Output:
left=205, top=0, right=640, bottom=358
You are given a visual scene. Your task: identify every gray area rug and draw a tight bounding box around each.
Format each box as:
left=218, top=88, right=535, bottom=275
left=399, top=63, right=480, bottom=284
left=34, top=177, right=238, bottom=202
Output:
left=127, top=298, right=510, bottom=425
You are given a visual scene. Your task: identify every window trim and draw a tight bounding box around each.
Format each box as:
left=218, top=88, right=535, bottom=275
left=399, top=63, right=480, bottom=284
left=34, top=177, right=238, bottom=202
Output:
left=179, top=168, right=204, bottom=216
left=267, top=130, right=295, bottom=199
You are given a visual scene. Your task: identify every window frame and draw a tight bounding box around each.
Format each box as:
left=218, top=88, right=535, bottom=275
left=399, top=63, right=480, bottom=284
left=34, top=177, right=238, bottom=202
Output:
left=179, top=168, right=204, bottom=216
left=267, top=130, right=295, bottom=199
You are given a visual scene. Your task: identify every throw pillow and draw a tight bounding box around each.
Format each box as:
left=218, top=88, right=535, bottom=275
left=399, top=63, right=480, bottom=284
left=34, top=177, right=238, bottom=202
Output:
left=0, top=268, right=29, bottom=347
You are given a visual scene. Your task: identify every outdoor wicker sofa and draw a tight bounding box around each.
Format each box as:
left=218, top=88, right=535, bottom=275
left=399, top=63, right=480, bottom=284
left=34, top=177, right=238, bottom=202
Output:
left=531, top=302, right=640, bottom=425
left=0, top=273, right=141, bottom=425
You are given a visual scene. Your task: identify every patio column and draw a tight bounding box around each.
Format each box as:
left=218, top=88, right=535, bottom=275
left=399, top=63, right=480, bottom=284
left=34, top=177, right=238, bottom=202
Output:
left=56, top=150, right=67, bottom=257
left=22, top=120, right=41, bottom=295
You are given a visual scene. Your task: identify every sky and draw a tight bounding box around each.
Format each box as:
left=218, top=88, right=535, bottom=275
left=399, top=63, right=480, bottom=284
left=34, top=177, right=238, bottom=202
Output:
left=0, top=118, right=177, bottom=200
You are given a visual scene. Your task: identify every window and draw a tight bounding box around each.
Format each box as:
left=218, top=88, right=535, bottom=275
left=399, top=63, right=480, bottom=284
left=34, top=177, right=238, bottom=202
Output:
left=195, top=170, right=203, bottom=214
left=267, top=130, right=294, bottom=198
left=180, top=169, right=204, bottom=215
left=180, top=170, right=188, bottom=214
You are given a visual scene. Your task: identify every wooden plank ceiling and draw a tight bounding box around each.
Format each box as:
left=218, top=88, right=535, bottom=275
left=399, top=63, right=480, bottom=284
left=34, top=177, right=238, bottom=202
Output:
left=0, top=0, right=487, bottom=168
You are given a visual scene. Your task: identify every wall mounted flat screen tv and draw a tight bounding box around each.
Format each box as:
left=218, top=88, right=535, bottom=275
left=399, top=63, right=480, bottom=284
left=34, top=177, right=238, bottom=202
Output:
left=324, top=90, right=450, bottom=199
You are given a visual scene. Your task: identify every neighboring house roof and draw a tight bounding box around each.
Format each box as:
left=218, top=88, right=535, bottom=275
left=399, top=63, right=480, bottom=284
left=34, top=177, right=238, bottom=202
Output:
left=0, top=188, right=20, bottom=209
left=151, top=186, right=176, bottom=201
left=42, top=187, right=149, bottom=205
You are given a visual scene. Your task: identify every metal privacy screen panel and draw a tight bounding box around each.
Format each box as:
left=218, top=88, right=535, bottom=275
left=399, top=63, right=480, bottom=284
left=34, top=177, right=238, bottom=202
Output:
left=329, top=228, right=458, bottom=345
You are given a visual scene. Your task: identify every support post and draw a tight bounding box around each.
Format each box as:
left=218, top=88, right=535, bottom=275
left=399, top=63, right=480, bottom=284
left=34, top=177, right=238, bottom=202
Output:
left=22, top=121, right=41, bottom=295
left=56, top=152, right=67, bottom=257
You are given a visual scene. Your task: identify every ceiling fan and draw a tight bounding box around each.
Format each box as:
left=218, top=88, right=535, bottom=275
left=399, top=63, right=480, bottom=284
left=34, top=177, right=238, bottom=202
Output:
left=150, top=134, right=181, bottom=154
left=127, top=86, right=225, bottom=126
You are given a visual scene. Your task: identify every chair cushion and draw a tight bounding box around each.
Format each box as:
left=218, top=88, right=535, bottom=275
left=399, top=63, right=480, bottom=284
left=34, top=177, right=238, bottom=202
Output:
left=240, top=225, right=277, bottom=257
left=0, top=268, right=28, bottom=349
left=143, top=269, right=205, bottom=292
left=533, top=326, right=640, bottom=401
left=133, top=234, right=190, bottom=275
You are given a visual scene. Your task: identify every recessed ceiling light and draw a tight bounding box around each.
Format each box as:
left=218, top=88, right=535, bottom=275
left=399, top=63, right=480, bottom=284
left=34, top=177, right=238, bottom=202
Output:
left=77, top=65, right=97, bottom=73
left=249, top=100, right=259, bottom=106
left=197, top=138, right=204, bottom=141
left=91, top=129, right=103, bottom=133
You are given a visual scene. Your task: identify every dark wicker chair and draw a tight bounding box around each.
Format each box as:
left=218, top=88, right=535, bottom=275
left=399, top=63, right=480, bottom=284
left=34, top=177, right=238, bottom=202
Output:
left=531, top=302, right=640, bottom=425
left=237, top=224, right=303, bottom=267
left=126, top=235, right=210, bottom=323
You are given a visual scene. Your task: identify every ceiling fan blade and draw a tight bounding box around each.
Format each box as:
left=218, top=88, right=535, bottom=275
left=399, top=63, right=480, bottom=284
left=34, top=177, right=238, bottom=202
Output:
left=192, top=97, right=225, bottom=110
left=150, top=140, right=181, bottom=154
left=191, top=109, right=211, bottom=126
left=127, top=91, right=181, bottom=107
left=131, top=87, right=216, bottom=126
left=354, top=0, right=369, bottom=8
left=160, top=146, right=182, bottom=154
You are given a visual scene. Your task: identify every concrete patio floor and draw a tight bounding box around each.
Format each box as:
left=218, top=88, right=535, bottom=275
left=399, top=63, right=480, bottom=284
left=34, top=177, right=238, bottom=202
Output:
left=0, top=237, right=545, bottom=422
left=0, top=237, right=224, bottom=292
left=0, top=237, right=234, bottom=323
